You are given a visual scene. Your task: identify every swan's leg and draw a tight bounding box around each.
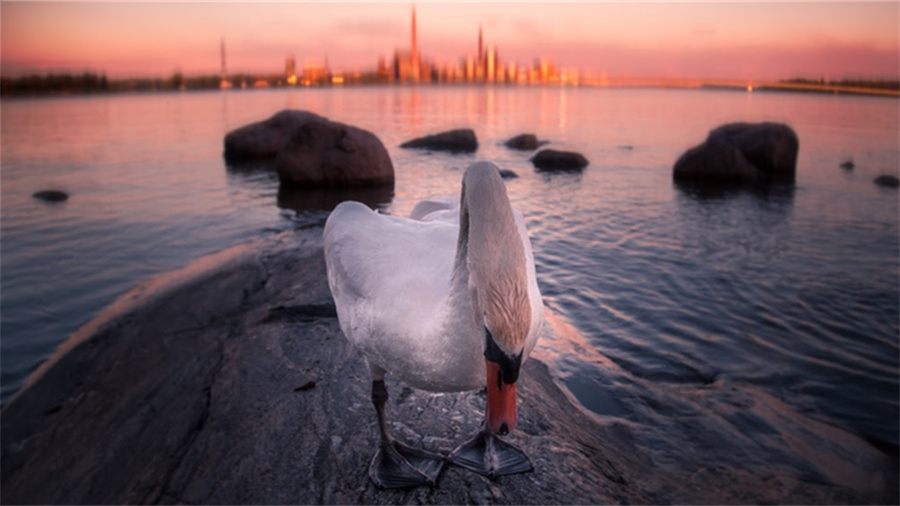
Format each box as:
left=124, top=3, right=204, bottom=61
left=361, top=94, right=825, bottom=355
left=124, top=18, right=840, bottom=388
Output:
left=366, top=368, right=445, bottom=488
left=448, top=425, right=533, bottom=479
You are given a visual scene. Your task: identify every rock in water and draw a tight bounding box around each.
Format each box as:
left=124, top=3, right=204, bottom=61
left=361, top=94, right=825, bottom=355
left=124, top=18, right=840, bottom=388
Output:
left=840, top=160, right=855, bottom=171
left=873, top=175, right=900, bottom=188
left=504, top=134, right=542, bottom=151
left=276, top=120, right=394, bottom=188
left=672, top=143, right=760, bottom=184
left=32, top=190, right=69, bottom=202
left=224, top=110, right=327, bottom=162
left=531, top=149, right=589, bottom=171
left=400, top=129, right=478, bottom=153
left=674, top=122, right=799, bottom=185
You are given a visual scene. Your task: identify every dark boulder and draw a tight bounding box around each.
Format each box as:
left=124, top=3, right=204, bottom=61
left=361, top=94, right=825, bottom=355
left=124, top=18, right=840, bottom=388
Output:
left=673, top=143, right=761, bottom=184
left=873, top=175, right=900, bottom=188
left=32, top=190, right=69, bottom=202
left=531, top=149, right=589, bottom=171
left=277, top=120, right=394, bottom=188
left=505, top=134, right=544, bottom=151
left=400, top=129, right=478, bottom=153
left=674, top=122, right=799, bottom=185
left=224, top=110, right=327, bottom=162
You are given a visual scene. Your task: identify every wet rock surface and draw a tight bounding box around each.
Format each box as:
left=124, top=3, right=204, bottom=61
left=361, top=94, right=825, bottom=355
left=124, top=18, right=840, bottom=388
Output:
left=1, top=227, right=893, bottom=504
left=400, top=129, right=478, bottom=153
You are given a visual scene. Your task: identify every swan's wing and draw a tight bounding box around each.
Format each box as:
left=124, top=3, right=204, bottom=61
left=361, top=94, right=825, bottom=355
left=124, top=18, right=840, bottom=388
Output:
left=409, top=196, right=459, bottom=223
left=324, top=201, right=459, bottom=362
left=513, top=208, right=545, bottom=361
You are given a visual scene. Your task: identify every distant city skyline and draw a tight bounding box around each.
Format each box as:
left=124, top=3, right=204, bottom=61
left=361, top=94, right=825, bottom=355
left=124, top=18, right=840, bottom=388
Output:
left=2, top=2, right=898, bottom=82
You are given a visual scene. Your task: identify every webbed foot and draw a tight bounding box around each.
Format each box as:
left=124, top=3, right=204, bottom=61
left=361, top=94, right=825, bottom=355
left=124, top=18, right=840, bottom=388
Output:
left=369, top=440, right=445, bottom=488
left=448, top=429, right=533, bottom=479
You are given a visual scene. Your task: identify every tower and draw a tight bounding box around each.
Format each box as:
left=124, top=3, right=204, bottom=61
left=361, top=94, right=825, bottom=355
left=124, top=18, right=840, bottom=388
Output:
left=411, top=4, right=420, bottom=81
left=219, top=38, right=231, bottom=89
left=220, top=38, right=226, bottom=76
left=476, top=25, right=485, bottom=81
left=478, top=25, right=483, bottom=65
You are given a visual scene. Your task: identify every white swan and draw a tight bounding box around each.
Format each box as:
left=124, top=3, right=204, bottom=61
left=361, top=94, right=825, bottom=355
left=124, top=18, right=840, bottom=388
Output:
left=323, top=161, right=543, bottom=488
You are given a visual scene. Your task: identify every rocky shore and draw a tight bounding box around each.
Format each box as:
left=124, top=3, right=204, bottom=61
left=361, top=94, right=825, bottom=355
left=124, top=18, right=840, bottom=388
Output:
left=1, top=226, right=893, bottom=504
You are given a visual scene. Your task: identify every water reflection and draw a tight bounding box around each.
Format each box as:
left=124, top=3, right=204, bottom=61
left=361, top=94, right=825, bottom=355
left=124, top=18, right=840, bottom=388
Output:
left=226, top=160, right=394, bottom=212
left=674, top=180, right=797, bottom=202
left=277, top=183, right=394, bottom=212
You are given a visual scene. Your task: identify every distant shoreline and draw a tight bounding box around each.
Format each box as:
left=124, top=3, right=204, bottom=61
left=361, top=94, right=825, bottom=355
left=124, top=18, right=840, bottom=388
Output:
left=2, top=72, right=898, bottom=99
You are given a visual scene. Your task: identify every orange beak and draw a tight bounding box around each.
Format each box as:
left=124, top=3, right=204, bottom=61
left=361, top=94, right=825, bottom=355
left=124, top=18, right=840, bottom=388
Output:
left=485, top=360, right=518, bottom=435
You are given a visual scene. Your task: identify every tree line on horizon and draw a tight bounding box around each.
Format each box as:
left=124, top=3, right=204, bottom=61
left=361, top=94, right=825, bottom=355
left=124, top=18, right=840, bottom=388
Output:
left=2, top=70, right=898, bottom=97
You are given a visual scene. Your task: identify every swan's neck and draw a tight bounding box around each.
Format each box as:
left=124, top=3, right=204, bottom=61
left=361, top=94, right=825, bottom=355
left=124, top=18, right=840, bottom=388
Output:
left=449, top=168, right=530, bottom=355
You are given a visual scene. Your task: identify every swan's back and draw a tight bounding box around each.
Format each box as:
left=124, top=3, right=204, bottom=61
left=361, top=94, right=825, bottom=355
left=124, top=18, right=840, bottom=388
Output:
left=324, top=201, right=479, bottom=390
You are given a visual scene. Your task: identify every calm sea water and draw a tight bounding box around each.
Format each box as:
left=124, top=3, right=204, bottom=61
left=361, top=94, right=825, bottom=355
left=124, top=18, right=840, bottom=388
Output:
left=2, top=86, right=897, bottom=480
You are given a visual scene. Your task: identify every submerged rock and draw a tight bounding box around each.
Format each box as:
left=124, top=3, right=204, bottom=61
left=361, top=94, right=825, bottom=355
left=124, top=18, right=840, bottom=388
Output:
left=32, top=190, right=69, bottom=202
left=504, top=133, right=545, bottom=151
left=674, top=122, right=799, bottom=185
left=400, top=129, right=478, bottom=153
left=531, top=149, right=589, bottom=171
left=277, top=119, right=394, bottom=189
left=873, top=174, right=900, bottom=188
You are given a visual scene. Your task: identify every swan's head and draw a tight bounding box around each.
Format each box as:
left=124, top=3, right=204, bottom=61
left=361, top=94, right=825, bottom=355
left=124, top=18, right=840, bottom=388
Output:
left=461, top=162, right=531, bottom=435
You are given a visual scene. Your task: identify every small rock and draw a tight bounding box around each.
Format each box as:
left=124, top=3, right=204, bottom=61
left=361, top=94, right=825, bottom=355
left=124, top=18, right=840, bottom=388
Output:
left=32, top=190, right=69, bottom=203
left=400, top=129, right=478, bottom=153
left=504, top=134, right=543, bottom=151
left=840, top=160, right=855, bottom=171
left=531, top=149, right=589, bottom=171
left=873, top=175, right=900, bottom=188
left=499, top=169, right=519, bottom=179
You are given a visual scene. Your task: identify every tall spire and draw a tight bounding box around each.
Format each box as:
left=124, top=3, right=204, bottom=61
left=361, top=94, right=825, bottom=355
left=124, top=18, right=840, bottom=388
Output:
left=220, top=37, right=226, bottom=77
left=478, top=24, right=483, bottom=63
left=411, top=4, right=419, bottom=81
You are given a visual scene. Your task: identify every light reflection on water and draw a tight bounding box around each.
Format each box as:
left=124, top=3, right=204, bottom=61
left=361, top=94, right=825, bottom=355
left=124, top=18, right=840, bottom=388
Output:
left=2, top=88, right=898, bottom=479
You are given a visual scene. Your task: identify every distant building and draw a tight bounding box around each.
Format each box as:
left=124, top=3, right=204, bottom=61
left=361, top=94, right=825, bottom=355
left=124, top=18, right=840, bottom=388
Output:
left=285, top=56, right=297, bottom=85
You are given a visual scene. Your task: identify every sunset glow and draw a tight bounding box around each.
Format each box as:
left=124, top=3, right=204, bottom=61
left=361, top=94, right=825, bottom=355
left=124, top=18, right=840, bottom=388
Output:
left=2, top=1, right=898, bottom=81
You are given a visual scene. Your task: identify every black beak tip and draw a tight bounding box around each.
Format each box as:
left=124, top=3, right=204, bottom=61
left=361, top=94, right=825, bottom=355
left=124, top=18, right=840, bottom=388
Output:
left=499, top=423, right=509, bottom=435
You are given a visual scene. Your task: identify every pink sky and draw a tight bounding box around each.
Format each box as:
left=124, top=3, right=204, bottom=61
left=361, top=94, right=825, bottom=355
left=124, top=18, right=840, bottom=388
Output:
left=2, top=1, right=898, bottom=81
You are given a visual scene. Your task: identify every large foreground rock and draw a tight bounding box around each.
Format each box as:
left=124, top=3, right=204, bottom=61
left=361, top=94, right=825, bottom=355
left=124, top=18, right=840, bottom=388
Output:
left=1, top=227, right=893, bottom=504
left=400, top=129, right=478, bottom=153
left=674, top=122, right=799, bottom=185
left=276, top=119, right=394, bottom=188
left=224, top=110, right=394, bottom=189
left=223, top=110, right=326, bottom=162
